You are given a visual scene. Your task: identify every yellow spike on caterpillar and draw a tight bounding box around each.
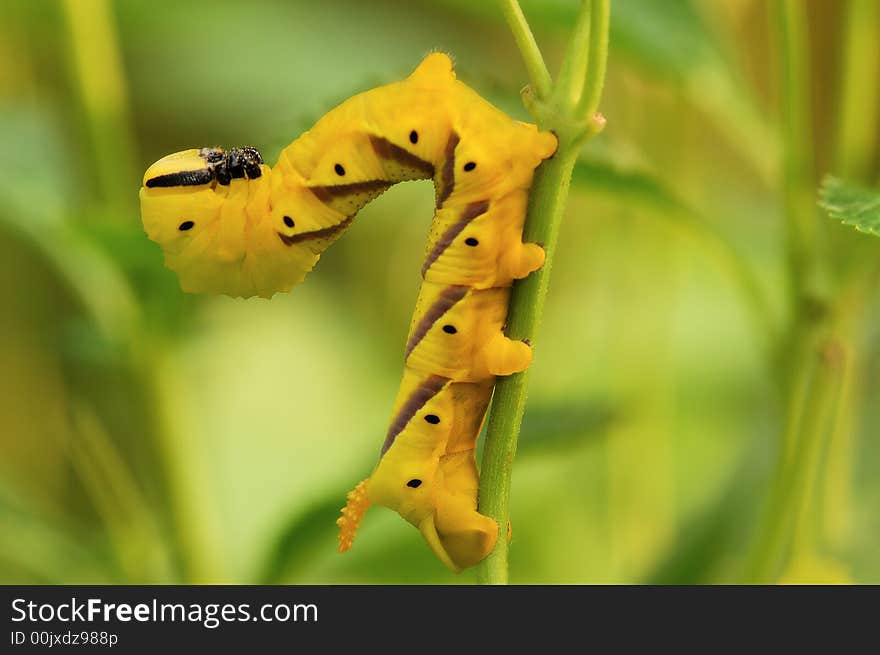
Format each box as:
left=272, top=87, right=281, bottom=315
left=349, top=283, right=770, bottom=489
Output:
left=337, top=478, right=372, bottom=553
left=139, top=52, right=556, bottom=570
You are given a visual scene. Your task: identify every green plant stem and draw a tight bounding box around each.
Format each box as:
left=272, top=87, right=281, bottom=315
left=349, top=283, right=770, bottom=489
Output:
left=743, top=0, right=844, bottom=583
left=775, top=0, right=820, bottom=324
left=498, top=0, right=553, bottom=100
left=554, top=1, right=592, bottom=108
left=578, top=0, right=610, bottom=117
left=821, top=257, right=880, bottom=548
left=743, top=337, right=844, bottom=582
left=477, top=0, right=610, bottom=585
left=477, top=147, right=580, bottom=584
left=834, top=0, right=880, bottom=181
left=820, top=0, right=880, bottom=553
left=61, top=0, right=138, bottom=220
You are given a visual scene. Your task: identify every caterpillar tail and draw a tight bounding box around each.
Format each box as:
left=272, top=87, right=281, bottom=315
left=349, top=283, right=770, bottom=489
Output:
left=336, top=478, right=372, bottom=553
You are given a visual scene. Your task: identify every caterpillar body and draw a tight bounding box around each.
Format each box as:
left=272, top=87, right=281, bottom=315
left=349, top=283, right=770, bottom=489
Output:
left=139, top=53, right=556, bottom=571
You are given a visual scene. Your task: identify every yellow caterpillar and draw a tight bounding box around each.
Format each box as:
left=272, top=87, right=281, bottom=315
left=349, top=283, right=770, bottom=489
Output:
left=140, top=53, right=556, bottom=571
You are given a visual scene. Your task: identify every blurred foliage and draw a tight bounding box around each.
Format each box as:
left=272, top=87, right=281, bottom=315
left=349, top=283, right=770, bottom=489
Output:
left=0, top=0, right=877, bottom=584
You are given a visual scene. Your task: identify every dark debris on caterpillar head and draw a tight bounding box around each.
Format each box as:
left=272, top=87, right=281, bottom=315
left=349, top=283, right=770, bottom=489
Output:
left=145, top=146, right=265, bottom=188
left=199, top=146, right=264, bottom=185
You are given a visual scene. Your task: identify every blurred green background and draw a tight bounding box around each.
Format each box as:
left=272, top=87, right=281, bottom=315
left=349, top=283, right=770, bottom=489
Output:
left=1, top=0, right=877, bottom=584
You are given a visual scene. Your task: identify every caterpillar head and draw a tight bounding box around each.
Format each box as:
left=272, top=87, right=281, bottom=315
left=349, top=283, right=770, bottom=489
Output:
left=339, top=449, right=497, bottom=572
left=139, top=146, right=323, bottom=298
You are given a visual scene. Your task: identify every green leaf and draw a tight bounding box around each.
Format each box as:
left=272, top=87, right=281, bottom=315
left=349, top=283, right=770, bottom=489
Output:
left=820, top=176, right=880, bottom=237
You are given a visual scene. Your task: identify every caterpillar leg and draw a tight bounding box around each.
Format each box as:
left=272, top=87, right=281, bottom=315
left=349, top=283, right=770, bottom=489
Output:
left=484, top=333, right=532, bottom=376
left=512, top=242, right=546, bottom=280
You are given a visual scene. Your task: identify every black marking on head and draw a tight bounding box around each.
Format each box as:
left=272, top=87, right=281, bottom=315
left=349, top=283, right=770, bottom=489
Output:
left=463, top=161, right=476, bottom=172
left=161, top=145, right=264, bottom=188
left=145, top=169, right=214, bottom=188
left=406, top=479, right=423, bottom=488
left=178, top=220, right=195, bottom=231
left=424, top=414, right=440, bottom=424
left=335, top=163, right=346, bottom=176
left=409, top=130, right=419, bottom=144
left=283, top=215, right=295, bottom=228
left=465, top=237, right=479, bottom=246
left=442, top=325, right=457, bottom=334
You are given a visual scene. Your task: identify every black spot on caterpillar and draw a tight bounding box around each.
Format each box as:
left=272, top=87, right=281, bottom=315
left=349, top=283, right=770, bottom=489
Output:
left=382, top=375, right=448, bottom=455
left=404, top=285, right=468, bottom=358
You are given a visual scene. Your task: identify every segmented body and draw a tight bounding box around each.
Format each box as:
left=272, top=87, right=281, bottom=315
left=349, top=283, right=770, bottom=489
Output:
left=139, top=53, right=556, bottom=571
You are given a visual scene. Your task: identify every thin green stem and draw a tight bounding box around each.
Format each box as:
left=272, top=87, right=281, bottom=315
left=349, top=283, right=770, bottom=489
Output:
left=774, top=0, right=820, bottom=323
left=61, top=0, right=138, bottom=220
left=742, top=0, right=844, bottom=583
left=477, top=147, right=579, bottom=584
left=554, top=1, right=592, bottom=108
left=820, top=257, right=880, bottom=550
left=477, top=1, right=611, bottom=585
left=834, top=0, right=880, bottom=181
left=578, top=0, right=610, bottom=117
left=743, top=337, right=844, bottom=582
left=498, top=0, right=553, bottom=100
